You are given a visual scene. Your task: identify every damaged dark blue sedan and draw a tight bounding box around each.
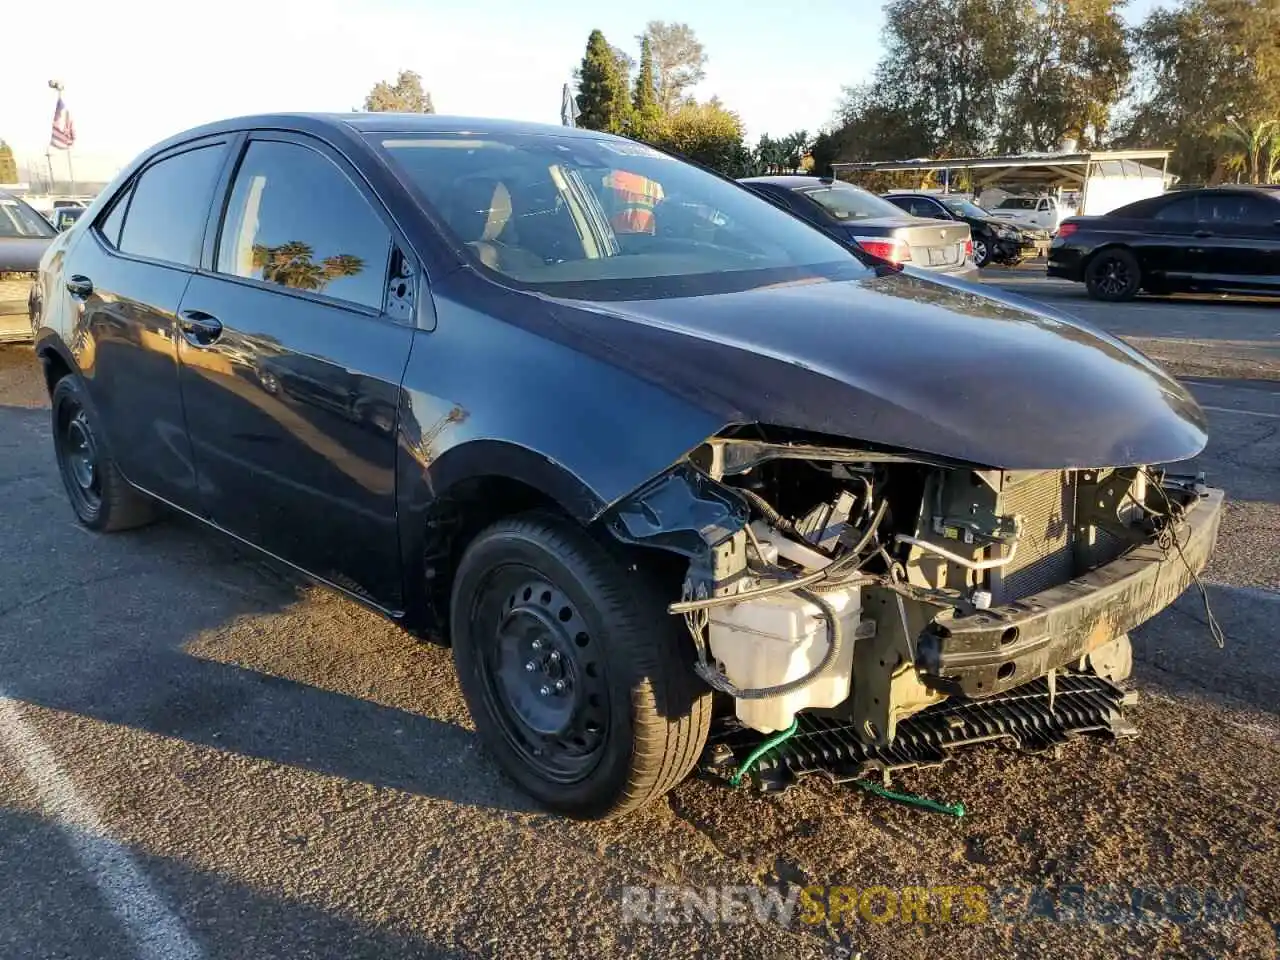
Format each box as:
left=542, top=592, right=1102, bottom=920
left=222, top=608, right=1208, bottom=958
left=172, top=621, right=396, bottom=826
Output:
left=31, top=114, right=1223, bottom=818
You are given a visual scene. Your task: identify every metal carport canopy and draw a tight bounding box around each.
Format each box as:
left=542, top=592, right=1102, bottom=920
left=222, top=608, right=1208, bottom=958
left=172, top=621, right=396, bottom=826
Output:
left=831, top=149, right=1172, bottom=190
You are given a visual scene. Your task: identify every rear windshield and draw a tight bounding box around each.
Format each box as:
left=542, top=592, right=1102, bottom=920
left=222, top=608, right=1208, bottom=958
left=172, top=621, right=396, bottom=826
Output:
left=798, top=183, right=905, bottom=222
left=375, top=132, right=865, bottom=299
left=995, top=197, right=1040, bottom=210
left=0, top=199, right=57, bottom=239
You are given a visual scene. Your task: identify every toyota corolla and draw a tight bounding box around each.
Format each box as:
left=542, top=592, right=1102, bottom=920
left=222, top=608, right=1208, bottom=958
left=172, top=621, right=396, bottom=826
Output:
left=30, top=114, right=1222, bottom=819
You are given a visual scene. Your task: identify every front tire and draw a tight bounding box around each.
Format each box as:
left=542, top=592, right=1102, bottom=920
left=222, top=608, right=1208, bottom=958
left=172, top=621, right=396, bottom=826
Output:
left=450, top=513, right=712, bottom=819
left=1085, top=248, right=1141, bottom=301
left=51, top=376, right=158, bottom=532
left=973, top=237, right=991, bottom=268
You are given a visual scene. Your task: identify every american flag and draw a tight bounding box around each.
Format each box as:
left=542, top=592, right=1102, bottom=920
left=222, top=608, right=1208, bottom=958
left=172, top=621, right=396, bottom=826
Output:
left=50, top=96, right=75, bottom=150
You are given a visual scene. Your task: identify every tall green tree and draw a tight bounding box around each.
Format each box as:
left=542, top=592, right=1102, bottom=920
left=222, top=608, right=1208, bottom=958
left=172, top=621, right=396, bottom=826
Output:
left=872, top=0, right=1024, bottom=155
left=576, top=30, right=632, bottom=133
left=1000, top=0, right=1130, bottom=151
left=362, top=70, right=435, bottom=113
left=633, top=37, right=658, bottom=112
left=1120, top=0, right=1280, bottom=182
left=642, top=21, right=707, bottom=112
left=0, top=141, right=17, bottom=184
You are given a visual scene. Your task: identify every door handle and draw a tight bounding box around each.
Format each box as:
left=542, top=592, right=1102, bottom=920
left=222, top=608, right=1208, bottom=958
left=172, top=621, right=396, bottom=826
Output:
left=1192, top=230, right=1213, bottom=238
left=65, top=275, right=93, bottom=298
left=178, top=310, right=224, bottom=345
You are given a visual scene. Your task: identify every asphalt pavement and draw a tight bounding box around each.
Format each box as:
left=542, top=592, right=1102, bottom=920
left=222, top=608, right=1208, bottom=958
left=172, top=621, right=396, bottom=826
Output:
left=0, top=277, right=1277, bottom=959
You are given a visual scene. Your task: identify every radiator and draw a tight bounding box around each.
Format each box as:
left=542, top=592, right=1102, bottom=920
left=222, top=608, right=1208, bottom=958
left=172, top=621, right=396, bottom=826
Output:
left=991, top=470, right=1077, bottom=603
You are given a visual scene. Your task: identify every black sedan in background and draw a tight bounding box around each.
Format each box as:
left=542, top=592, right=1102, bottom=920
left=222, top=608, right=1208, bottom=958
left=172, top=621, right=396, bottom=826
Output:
left=30, top=114, right=1218, bottom=820
left=1050, top=186, right=1280, bottom=301
left=884, top=192, right=1048, bottom=267
left=741, top=176, right=974, bottom=277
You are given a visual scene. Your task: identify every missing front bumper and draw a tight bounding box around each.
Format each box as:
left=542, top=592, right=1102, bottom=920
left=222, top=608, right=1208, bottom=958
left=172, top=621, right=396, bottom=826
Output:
left=705, top=672, right=1137, bottom=792
left=916, top=486, right=1224, bottom=699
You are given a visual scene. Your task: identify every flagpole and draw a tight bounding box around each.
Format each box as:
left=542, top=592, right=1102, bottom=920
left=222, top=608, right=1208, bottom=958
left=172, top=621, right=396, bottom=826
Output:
left=45, top=151, right=55, bottom=195
left=66, top=151, right=75, bottom=196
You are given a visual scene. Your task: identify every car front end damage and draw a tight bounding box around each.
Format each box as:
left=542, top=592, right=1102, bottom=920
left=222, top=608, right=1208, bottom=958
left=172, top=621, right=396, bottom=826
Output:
left=607, top=429, right=1223, bottom=787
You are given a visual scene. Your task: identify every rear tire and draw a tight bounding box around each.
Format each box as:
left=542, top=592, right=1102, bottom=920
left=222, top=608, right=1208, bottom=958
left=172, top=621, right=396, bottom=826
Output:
left=51, top=376, right=158, bottom=532
left=450, top=512, right=711, bottom=819
left=1085, top=248, right=1141, bottom=302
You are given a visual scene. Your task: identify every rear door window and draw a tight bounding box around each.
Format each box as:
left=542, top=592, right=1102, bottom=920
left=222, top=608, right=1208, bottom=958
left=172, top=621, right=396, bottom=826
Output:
left=215, top=140, right=392, bottom=311
left=117, top=144, right=226, bottom=267
left=96, top=187, right=131, bottom=248
left=1153, top=196, right=1200, bottom=223
left=1201, top=193, right=1277, bottom=228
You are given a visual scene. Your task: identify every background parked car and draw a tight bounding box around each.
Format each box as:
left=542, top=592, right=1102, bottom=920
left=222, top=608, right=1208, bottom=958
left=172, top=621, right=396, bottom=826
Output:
left=741, top=176, right=974, bottom=276
left=1, top=190, right=58, bottom=343
left=48, top=207, right=87, bottom=232
left=883, top=192, right=1045, bottom=267
left=987, top=194, right=1069, bottom=234
left=1049, top=186, right=1280, bottom=301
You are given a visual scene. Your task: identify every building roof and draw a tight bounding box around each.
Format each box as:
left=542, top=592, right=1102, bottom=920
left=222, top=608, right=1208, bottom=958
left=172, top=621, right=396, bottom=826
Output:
left=831, top=149, right=1172, bottom=174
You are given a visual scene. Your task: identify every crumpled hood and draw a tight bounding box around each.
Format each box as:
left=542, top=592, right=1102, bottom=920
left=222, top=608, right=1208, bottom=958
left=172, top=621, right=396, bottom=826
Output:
left=546, top=270, right=1207, bottom=470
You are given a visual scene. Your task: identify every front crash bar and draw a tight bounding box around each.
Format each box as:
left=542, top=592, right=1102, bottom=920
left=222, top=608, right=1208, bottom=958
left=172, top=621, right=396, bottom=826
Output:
left=916, top=486, right=1225, bottom=698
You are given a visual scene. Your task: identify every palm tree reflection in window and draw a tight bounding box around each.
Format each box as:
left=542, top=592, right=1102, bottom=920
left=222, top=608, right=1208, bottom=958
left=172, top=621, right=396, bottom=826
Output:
left=251, top=241, right=365, bottom=294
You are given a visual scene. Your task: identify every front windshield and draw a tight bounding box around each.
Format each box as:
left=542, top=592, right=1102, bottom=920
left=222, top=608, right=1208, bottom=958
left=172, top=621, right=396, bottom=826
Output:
left=0, top=198, right=57, bottom=239
left=376, top=133, right=863, bottom=296
left=940, top=197, right=990, bottom=219
left=995, top=197, right=1039, bottom=210
left=798, top=182, right=905, bottom=221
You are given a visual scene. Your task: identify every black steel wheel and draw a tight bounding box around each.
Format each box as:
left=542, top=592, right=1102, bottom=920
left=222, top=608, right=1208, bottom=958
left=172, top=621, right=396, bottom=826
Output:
left=51, top=376, right=157, bottom=532
left=479, top=572, right=610, bottom=782
left=1085, top=248, right=1141, bottom=302
left=450, top=512, right=712, bottom=819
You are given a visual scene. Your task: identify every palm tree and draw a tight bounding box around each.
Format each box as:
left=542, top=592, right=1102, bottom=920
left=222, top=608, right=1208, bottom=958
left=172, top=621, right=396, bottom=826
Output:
left=251, top=242, right=365, bottom=293
left=1220, top=117, right=1279, bottom=185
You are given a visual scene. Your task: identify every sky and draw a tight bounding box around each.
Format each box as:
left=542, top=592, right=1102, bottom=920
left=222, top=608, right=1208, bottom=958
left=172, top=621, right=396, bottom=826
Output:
left=1, top=0, right=1169, bottom=183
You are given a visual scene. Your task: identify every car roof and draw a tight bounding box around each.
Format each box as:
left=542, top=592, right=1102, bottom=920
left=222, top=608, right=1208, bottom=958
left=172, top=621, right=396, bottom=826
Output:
left=158, top=112, right=616, bottom=145
left=740, top=175, right=845, bottom=190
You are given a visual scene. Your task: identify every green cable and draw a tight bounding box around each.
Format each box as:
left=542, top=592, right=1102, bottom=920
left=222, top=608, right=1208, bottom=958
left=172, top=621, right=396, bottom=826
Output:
left=729, top=718, right=800, bottom=787
left=853, top=780, right=966, bottom=818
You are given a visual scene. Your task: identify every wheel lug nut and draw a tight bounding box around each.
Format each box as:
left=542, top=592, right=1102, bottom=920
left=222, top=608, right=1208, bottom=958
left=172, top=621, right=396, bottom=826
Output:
left=554, top=680, right=566, bottom=693
left=525, top=661, right=536, bottom=672
left=548, top=651, right=560, bottom=663
left=539, top=685, right=551, bottom=697
left=531, top=638, right=542, bottom=651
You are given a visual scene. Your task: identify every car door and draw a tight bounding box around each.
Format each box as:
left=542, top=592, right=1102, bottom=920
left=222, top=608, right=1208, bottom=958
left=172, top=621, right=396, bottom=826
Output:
left=61, top=138, right=231, bottom=508
left=1145, top=194, right=1203, bottom=284
left=1195, top=192, right=1280, bottom=290
left=175, top=134, right=417, bottom=610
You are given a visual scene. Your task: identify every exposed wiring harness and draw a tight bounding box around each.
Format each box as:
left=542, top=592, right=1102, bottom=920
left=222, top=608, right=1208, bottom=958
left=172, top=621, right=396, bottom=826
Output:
left=668, top=499, right=889, bottom=616
left=1142, top=468, right=1226, bottom=649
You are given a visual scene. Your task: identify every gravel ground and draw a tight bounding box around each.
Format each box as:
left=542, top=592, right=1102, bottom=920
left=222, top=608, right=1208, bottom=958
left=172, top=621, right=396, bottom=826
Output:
left=1, top=280, right=1278, bottom=960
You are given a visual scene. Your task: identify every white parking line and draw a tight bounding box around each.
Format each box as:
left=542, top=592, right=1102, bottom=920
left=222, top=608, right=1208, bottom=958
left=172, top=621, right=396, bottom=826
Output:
left=0, top=695, right=203, bottom=960
left=1200, top=405, right=1280, bottom=420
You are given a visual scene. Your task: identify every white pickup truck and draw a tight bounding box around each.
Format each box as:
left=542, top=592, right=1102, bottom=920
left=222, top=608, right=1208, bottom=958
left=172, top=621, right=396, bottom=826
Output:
left=987, top=195, right=1070, bottom=234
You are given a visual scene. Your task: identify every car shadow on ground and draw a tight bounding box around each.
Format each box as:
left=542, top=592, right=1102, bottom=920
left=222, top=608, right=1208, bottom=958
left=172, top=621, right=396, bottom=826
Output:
left=0, top=405, right=538, bottom=816
left=0, top=807, right=478, bottom=959
left=1132, top=584, right=1280, bottom=716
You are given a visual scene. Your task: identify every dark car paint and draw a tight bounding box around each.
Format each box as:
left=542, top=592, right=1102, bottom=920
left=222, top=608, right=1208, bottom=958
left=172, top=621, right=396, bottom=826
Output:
left=1048, top=187, right=1280, bottom=294
left=34, top=113, right=1209, bottom=624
